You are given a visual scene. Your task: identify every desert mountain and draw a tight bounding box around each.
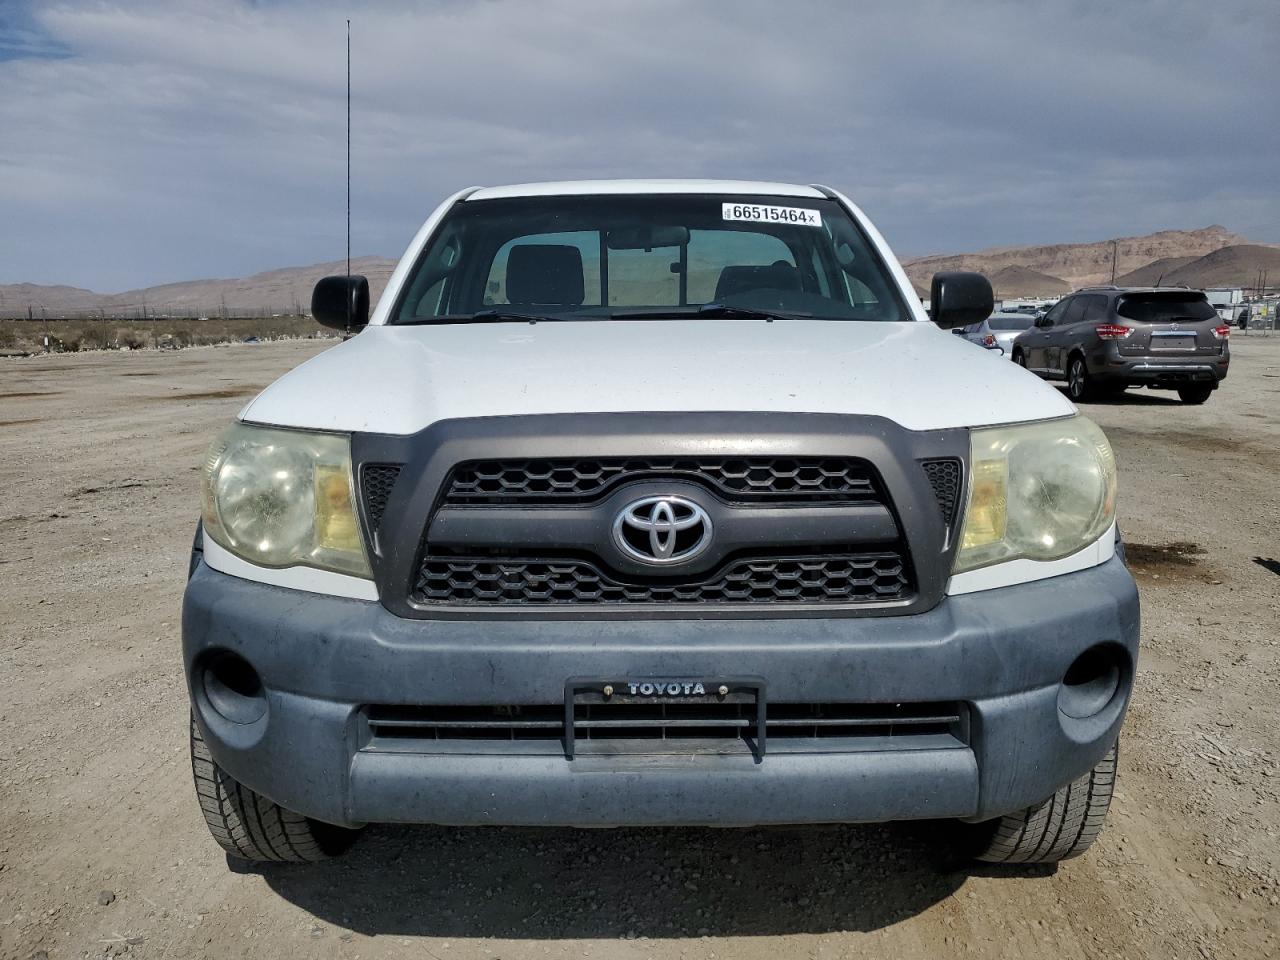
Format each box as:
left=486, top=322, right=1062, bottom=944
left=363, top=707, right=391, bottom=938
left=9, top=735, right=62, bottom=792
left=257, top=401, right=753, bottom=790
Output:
left=1114, top=256, right=1201, bottom=286
left=1151, top=245, right=1280, bottom=289
left=985, top=265, right=1071, bottom=298
left=0, top=256, right=398, bottom=318
left=903, top=225, right=1248, bottom=294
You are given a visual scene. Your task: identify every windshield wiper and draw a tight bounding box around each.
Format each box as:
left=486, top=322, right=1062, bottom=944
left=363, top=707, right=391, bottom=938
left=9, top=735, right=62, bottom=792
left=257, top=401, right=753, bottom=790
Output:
left=400, top=309, right=571, bottom=326
left=609, top=303, right=806, bottom=322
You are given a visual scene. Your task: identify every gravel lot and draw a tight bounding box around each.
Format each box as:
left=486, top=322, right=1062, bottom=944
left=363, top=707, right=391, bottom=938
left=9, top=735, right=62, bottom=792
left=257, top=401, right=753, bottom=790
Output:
left=1, top=336, right=1278, bottom=960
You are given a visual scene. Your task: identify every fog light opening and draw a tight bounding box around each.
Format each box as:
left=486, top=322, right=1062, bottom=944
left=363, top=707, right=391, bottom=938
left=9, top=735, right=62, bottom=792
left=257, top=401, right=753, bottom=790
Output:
left=201, top=650, right=267, bottom=725
left=1058, top=645, right=1123, bottom=720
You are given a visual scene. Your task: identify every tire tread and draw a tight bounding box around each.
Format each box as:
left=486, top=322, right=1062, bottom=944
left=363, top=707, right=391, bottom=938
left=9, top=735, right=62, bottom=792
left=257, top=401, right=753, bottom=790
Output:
left=189, top=715, right=335, bottom=862
left=975, top=741, right=1118, bottom=864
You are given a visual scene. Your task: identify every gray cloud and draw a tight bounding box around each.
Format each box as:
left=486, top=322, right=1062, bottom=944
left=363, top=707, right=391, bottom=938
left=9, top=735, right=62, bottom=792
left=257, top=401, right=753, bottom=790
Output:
left=1, top=0, right=1276, bottom=290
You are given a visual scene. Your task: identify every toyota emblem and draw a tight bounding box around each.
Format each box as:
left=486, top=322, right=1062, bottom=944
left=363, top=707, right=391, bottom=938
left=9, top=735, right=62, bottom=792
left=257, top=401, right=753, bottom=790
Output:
left=612, top=495, right=713, bottom=565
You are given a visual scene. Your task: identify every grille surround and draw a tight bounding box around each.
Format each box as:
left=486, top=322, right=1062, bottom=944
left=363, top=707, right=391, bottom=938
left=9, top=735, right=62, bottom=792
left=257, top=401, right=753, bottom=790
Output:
left=348, top=411, right=969, bottom=620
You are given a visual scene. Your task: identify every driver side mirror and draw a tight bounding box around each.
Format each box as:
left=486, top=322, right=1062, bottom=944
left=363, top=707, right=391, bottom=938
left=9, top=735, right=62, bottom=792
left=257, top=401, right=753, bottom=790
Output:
left=929, top=272, right=993, bottom=330
left=312, top=275, right=370, bottom=332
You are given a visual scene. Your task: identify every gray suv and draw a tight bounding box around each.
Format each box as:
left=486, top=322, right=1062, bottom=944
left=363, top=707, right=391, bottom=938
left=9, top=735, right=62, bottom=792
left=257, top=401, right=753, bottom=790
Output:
left=1011, top=287, right=1231, bottom=403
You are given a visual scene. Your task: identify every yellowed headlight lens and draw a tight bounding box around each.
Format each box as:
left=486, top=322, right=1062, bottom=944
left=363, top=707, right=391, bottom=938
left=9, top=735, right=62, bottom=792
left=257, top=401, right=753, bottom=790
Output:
left=960, top=457, right=1007, bottom=550
left=315, top=464, right=362, bottom=553
left=953, top=416, right=1116, bottom=575
left=201, top=422, right=371, bottom=579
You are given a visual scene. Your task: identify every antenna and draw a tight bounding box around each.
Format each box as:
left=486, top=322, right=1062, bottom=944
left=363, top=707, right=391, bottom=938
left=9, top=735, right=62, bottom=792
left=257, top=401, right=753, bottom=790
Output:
left=345, top=17, right=351, bottom=333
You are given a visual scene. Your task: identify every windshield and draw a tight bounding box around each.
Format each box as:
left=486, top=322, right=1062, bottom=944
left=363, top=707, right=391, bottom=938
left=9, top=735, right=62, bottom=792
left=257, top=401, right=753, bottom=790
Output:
left=988, top=314, right=1035, bottom=331
left=1116, top=293, right=1216, bottom=323
left=391, top=194, right=910, bottom=324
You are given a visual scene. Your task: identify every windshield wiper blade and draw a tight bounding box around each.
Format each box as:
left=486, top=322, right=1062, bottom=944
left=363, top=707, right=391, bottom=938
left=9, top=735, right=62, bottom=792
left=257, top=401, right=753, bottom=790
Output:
left=399, top=309, right=569, bottom=325
left=609, top=303, right=805, bottom=322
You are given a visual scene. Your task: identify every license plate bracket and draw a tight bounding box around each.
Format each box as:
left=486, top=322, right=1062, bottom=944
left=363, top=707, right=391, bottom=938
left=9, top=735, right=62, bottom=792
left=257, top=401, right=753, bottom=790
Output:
left=563, top=677, right=766, bottom=760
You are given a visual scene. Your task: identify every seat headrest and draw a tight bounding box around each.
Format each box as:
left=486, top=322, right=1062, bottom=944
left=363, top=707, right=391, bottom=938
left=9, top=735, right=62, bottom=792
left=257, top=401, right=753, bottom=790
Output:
left=714, top=262, right=801, bottom=301
left=505, top=244, right=585, bottom=306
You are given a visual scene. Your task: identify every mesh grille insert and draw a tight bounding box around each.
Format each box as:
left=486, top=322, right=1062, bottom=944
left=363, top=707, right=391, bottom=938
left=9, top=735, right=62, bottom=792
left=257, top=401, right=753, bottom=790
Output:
left=445, top=457, right=879, bottom=503
left=361, top=463, right=402, bottom=532
left=921, top=458, right=962, bottom=530
left=413, top=553, right=909, bottom=606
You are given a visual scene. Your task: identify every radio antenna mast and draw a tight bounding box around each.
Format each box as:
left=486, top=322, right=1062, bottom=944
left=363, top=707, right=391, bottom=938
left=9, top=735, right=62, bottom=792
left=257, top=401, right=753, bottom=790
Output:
left=345, top=18, right=351, bottom=331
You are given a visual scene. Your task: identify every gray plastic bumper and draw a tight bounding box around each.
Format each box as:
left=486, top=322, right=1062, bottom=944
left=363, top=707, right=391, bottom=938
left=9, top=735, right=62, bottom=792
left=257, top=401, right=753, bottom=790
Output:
left=183, top=555, right=1140, bottom=828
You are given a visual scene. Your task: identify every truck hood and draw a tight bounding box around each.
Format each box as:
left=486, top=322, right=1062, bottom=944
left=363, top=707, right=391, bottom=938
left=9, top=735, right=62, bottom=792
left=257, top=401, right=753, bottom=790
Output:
left=241, top=320, right=1075, bottom=435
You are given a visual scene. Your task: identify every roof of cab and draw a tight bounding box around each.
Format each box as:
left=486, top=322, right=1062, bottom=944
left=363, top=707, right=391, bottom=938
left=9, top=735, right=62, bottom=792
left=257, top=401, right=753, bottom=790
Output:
left=466, top=179, right=828, bottom=201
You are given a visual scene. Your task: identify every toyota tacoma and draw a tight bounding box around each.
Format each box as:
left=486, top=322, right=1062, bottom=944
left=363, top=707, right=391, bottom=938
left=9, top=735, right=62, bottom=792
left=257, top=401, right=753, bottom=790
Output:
left=185, top=180, right=1138, bottom=865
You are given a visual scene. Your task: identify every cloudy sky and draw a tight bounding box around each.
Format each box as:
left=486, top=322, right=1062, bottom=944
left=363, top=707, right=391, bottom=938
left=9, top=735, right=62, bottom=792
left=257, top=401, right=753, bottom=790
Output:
left=1, top=0, right=1276, bottom=292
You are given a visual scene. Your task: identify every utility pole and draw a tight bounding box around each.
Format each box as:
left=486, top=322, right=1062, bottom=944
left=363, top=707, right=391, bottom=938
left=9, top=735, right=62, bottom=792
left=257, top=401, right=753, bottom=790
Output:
left=1109, top=240, right=1118, bottom=284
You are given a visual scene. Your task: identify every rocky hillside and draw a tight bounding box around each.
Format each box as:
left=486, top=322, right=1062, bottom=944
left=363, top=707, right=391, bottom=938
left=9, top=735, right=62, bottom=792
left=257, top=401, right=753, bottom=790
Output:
left=903, top=225, right=1248, bottom=294
left=1151, top=245, right=1280, bottom=289
left=0, top=256, right=398, bottom=318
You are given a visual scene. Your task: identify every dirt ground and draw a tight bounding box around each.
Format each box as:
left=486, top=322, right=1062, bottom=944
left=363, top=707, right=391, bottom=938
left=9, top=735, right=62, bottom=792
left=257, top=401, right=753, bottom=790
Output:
left=1, top=336, right=1278, bottom=960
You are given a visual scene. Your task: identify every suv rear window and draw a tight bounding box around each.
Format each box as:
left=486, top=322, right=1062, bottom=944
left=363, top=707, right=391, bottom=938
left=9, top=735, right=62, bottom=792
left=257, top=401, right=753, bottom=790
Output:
left=1116, top=293, right=1216, bottom=323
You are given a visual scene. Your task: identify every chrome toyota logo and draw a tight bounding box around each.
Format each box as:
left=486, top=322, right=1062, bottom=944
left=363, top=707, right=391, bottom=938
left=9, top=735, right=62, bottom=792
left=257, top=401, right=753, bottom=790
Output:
left=612, top=495, right=713, bottom=565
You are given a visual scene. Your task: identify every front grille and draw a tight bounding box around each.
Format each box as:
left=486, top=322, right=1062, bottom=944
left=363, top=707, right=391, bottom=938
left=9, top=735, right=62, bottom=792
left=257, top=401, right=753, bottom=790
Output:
left=366, top=700, right=965, bottom=751
left=413, top=552, right=909, bottom=606
left=444, top=457, right=879, bottom=503
left=360, top=463, right=402, bottom=532
left=921, top=457, right=962, bottom=530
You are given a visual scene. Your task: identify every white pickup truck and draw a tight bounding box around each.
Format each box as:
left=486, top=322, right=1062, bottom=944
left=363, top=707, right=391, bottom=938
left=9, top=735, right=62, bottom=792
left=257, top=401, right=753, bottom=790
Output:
left=185, top=180, right=1137, bottom=867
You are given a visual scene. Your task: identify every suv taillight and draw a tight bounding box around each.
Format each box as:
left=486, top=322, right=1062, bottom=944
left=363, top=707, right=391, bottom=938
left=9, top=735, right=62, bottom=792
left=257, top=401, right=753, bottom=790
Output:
left=1095, top=324, right=1132, bottom=340
left=1212, top=325, right=1231, bottom=340
left=983, top=334, right=997, bottom=347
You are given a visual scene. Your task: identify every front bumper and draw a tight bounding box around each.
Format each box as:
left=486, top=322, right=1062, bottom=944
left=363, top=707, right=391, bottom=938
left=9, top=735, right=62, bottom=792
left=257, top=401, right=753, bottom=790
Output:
left=183, top=555, right=1140, bottom=828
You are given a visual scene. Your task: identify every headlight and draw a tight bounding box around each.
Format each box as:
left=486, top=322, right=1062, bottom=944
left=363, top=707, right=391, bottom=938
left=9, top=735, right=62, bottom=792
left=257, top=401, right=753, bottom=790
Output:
left=953, top=415, right=1116, bottom=574
left=201, top=422, right=371, bottom=578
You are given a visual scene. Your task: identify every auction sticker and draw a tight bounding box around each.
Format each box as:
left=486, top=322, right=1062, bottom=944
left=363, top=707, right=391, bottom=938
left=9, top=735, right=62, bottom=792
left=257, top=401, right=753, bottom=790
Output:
left=722, top=203, right=822, bottom=227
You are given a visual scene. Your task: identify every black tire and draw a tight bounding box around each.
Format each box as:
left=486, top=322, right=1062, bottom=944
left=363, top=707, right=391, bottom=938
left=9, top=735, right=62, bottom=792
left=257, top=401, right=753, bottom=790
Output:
left=1012, top=350, right=1027, bottom=368
left=1177, top=384, right=1213, bottom=405
left=972, top=741, right=1118, bottom=864
left=190, top=715, right=358, bottom=862
left=1066, top=355, right=1094, bottom=402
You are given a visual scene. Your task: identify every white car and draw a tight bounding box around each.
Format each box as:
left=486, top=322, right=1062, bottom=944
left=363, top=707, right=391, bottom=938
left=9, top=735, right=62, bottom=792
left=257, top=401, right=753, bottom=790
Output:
left=958, top=311, right=1038, bottom=357
left=185, top=180, right=1136, bottom=868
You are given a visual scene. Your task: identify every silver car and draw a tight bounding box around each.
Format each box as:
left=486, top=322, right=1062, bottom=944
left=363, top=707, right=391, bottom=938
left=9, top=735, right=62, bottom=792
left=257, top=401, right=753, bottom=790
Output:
left=956, top=312, right=1037, bottom=358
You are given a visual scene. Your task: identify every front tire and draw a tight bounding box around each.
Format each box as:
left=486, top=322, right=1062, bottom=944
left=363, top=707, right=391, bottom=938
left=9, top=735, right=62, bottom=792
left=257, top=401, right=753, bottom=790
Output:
left=971, top=742, right=1118, bottom=864
left=1177, top=384, right=1214, bottom=404
left=190, top=715, right=359, bottom=862
left=1012, top=350, right=1027, bottom=368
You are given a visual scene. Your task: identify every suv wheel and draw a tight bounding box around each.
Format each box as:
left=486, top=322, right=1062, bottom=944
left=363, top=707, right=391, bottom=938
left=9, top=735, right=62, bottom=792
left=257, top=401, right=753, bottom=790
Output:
left=1177, top=384, right=1214, bottom=405
left=970, top=741, right=1118, bottom=864
left=1012, top=350, right=1027, bottom=368
left=190, top=715, right=359, bottom=862
left=1066, top=355, right=1094, bottom=402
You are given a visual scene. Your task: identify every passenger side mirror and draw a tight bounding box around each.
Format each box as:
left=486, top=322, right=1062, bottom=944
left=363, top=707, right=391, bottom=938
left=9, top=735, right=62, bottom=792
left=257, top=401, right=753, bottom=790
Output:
left=929, top=272, right=993, bottom=330
left=312, top=275, right=370, bottom=332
